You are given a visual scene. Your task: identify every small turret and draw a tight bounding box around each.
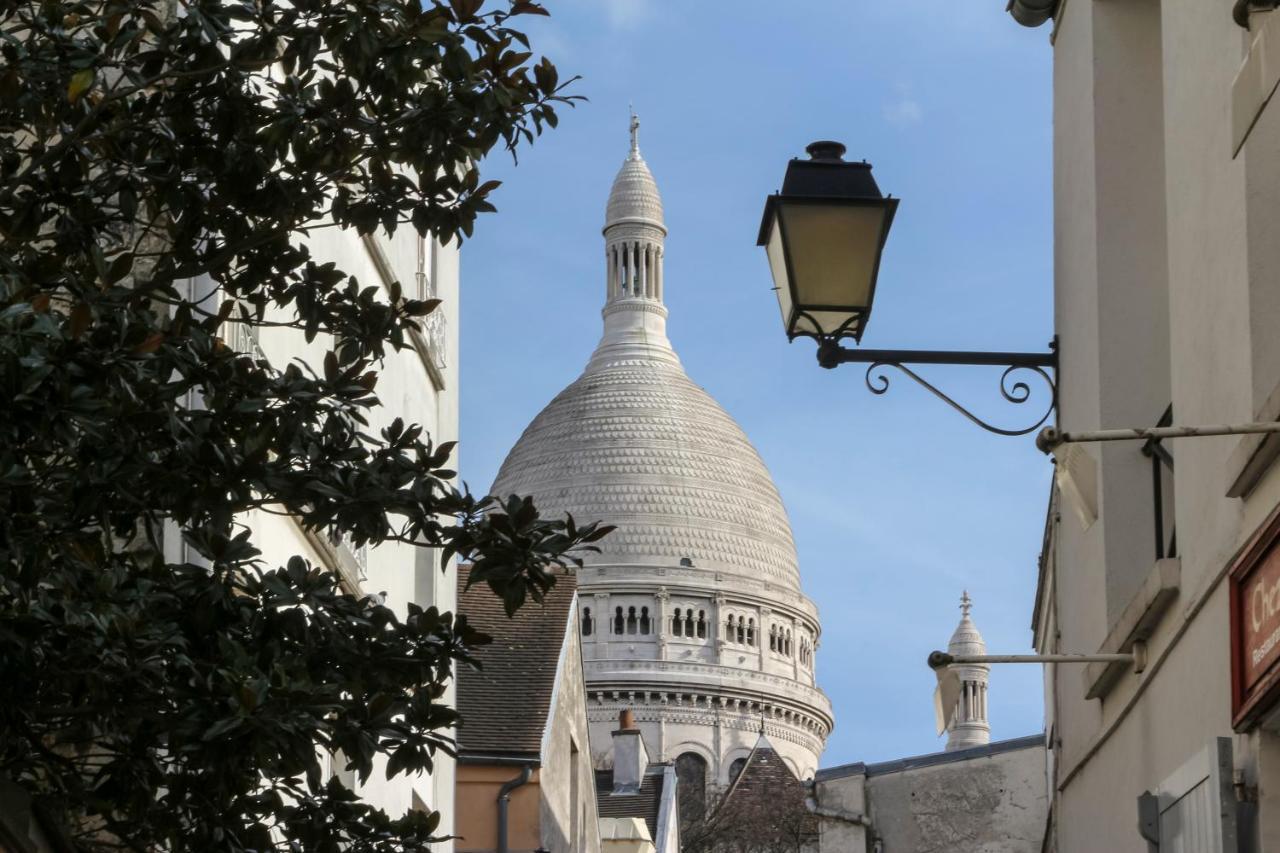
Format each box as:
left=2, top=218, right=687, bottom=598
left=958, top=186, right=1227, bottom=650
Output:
left=946, top=592, right=991, bottom=751
left=591, top=109, right=676, bottom=368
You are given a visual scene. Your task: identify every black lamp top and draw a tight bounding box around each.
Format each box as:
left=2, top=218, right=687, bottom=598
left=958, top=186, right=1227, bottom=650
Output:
left=805, top=140, right=847, bottom=161
left=778, top=140, right=883, bottom=200
left=758, top=141, right=893, bottom=246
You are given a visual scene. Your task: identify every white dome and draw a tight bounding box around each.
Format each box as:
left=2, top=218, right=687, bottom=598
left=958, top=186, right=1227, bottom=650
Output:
left=489, top=348, right=803, bottom=590
left=605, top=153, right=665, bottom=233
left=948, top=592, right=988, bottom=658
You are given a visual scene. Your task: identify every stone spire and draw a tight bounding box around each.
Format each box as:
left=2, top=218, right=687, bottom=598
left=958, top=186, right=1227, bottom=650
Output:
left=593, top=110, right=673, bottom=367
left=946, top=591, right=991, bottom=751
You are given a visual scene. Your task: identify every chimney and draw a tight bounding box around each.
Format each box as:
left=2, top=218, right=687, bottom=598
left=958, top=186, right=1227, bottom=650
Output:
left=611, top=709, right=649, bottom=794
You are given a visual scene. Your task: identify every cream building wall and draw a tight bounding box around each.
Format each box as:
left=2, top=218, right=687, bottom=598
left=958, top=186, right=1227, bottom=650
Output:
left=1025, top=1, right=1280, bottom=850
left=211, top=223, right=461, bottom=835
left=539, top=595, right=605, bottom=853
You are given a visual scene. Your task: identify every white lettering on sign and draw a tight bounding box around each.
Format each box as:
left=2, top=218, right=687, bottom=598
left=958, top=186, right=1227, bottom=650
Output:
left=1240, top=541, right=1280, bottom=694
left=1254, top=575, right=1280, bottom=634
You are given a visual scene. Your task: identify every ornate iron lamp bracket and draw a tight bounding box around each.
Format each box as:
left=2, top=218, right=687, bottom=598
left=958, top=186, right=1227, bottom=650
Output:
left=815, top=340, right=1059, bottom=437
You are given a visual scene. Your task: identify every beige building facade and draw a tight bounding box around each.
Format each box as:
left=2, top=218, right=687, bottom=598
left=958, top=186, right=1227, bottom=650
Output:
left=455, top=568, right=602, bottom=853
left=1019, top=1, right=1280, bottom=850
left=201, top=224, right=460, bottom=833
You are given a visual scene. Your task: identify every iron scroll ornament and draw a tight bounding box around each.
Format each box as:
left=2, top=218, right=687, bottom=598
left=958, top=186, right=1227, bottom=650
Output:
left=812, top=338, right=1059, bottom=437
left=863, top=361, right=1057, bottom=437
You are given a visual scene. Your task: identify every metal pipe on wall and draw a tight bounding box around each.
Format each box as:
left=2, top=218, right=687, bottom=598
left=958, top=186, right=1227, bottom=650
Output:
left=496, top=764, right=533, bottom=853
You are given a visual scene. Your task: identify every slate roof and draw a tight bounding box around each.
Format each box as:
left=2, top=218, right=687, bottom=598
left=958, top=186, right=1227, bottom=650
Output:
left=713, top=739, right=818, bottom=844
left=595, top=765, right=666, bottom=840
left=814, top=732, right=1046, bottom=781
left=454, top=565, right=577, bottom=759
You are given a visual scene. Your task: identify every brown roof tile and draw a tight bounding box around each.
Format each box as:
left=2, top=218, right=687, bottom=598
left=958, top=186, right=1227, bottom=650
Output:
left=455, top=565, right=578, bottom=758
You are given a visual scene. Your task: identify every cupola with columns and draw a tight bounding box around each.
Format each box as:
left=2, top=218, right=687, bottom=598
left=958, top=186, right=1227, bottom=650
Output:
left=945, top=592, right=991, bottom=751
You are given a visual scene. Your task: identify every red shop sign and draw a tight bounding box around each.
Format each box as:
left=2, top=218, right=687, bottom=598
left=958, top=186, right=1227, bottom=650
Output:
left=1231, top=504, right=1280, bottom=729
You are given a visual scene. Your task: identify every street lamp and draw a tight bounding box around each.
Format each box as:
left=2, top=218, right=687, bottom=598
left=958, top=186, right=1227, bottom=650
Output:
left=757, top=141, right=898, bottom=347
left=758, top=140, right=1058, bottom=437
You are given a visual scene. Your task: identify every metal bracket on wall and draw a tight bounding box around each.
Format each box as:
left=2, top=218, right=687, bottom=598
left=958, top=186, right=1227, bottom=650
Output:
left=929, top=646, right=1146, bottom=674
left=816, top=340, right=1058, bottom=437
left=1037, top=422, right=1280, bottom=454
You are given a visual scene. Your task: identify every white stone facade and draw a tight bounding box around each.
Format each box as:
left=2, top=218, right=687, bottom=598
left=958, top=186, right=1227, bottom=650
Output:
left=214, top=224, right=460, bottom=833
left=489, top=118, right=832, bottom=784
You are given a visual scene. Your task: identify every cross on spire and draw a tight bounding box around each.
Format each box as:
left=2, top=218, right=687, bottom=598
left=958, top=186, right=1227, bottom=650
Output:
left=960, top=590, right=973, bottom=617
left=629, top=106, right=640, bottom=155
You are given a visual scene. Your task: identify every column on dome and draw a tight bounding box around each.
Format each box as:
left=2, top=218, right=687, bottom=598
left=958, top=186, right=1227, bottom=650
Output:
left=655, top=588, right=670, bottom=661
left=713, top=595, right=727, bottom=665
left=639, top=243, right=648, bottom=297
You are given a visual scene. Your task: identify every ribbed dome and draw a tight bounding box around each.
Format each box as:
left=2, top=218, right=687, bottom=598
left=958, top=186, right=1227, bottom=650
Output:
left=605, top=156, right=664, bottom=231
left=604, top=139, right=664, bottom=232
left=489, top=351, right=803, bottom=590
left=948, top=592, right=987, bottom=657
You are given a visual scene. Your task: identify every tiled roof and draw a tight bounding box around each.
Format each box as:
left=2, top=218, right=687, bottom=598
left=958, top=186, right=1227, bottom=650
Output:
left=595, top=765, right=666, bottom=839
left=454, top=565, right=577, bottom=758
left=713, top=740, right=818, bottom=844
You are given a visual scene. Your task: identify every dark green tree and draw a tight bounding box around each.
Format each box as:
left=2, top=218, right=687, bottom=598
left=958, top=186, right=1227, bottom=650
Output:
left=0, top=0, right=601, bottom=849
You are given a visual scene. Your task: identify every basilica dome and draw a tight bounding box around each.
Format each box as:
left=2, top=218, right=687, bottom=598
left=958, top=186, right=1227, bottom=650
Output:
left=489, top=347, right=804, bottom=591
left=489, top=114, right=830, bottom=783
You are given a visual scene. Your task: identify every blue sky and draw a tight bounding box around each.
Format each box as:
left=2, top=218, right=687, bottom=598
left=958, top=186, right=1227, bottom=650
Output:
left=458, top=1, right=1054, bottom=766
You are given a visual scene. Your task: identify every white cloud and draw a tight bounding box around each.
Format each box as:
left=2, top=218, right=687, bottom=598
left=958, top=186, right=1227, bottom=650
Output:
left=599, top=0, right=652, bottom=31
left=883, top=82, right=924, bottom=127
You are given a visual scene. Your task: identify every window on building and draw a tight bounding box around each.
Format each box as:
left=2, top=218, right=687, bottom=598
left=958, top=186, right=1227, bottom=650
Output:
left=626, top=606, right=638, bottom=635
left=696, top=610, right=707, bottom=638
left=614, top=606, right=624, bottom=635
left=640, top=606, right=651, bottom=635
left=672, top=609, right=684, bottom=637
left=769, top=625, right=778, bottom=652
left=675, top=752, right=707, bottom=827
left=725, top=614, right=735, bottom=642
left=736, top=616, right=746, bottom=644
left=729, top=757, right=747, bottom=785
left=747, top=618, right=756, bottom=647
left=684, top=609, right=694, bottom=637
left=582, top=607, right=593, bottom=636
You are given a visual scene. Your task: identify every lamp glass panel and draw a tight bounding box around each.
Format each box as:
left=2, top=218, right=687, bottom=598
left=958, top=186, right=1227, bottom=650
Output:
left=764, top=214, right=795, bottom=333
left=778, top=201, right=887, bottom=335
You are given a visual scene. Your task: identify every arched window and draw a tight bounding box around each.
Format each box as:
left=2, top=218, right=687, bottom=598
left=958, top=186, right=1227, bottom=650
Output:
left=626, top=606, right=638, bottom=635
left=725, top=614, right=736, bottom=642
left=729, top=757, right=748, bottom=785
left=582, top=608, right=593, bottom=636
left=675, top=752, right=707, bottom=826
left=736, top=616, right=746, bottom=644
left=614, top=607, right=624, bottom=635
left=672, top=609, right=683, bottom=637
left=684, top=609, right=694, bottom=637
left=640, top=606, right=651, bottom=635
left=769, top=625, right=778, bottom=652
left=785, top=629, right=793, bottom=656
left=696, top=610, right=707, bottom=638
left=746, top=618, right=756, bottom=647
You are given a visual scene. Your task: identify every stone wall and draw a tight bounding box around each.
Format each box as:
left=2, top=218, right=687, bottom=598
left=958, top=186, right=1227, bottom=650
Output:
left=812, top=736, right=1047, bottom=853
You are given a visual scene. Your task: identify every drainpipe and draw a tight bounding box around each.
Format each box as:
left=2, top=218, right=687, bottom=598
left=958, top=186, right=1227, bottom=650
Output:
left=497, top=765, right=533, bottom=853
